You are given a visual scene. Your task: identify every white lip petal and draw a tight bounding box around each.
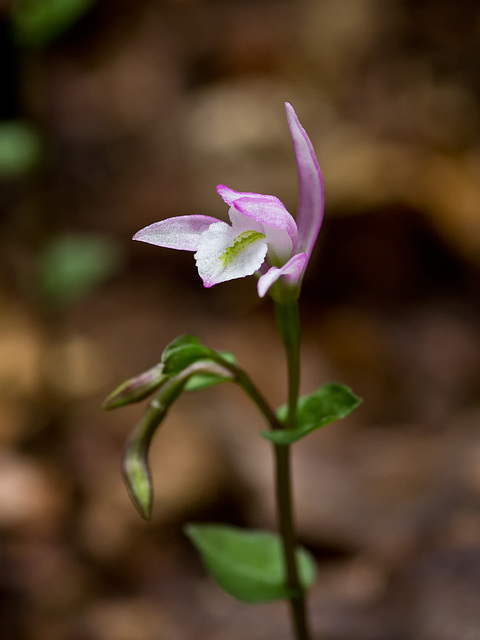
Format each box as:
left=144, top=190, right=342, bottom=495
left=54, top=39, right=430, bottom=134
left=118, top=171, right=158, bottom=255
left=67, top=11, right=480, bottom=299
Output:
left=194, top=222, right=268, bottom=287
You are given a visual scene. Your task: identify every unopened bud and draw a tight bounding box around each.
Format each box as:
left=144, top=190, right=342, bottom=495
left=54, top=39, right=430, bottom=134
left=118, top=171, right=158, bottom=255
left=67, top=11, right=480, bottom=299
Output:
left=102, top=364, right=166, bottom=410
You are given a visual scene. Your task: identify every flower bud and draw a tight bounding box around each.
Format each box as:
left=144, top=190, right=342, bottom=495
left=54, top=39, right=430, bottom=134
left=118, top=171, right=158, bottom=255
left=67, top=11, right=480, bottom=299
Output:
left=102, top=364, right=166, bottom=410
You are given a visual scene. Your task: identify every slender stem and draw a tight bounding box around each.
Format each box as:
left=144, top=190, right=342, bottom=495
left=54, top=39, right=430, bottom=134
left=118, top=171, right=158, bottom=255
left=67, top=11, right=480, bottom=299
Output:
left=214, top=314, right=312, bottom=639
left=275, top=445, right=310, bottom=638
left=274, top=301, right=312, bottom=640
left=275, top=302, right=301, bottom=430
left=210, top=354, right=283, bottom=430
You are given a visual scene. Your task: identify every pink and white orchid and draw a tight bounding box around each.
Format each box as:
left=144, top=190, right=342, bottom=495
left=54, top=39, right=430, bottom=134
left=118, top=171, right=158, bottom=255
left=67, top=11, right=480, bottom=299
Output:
left=133, top=103, right=324, bottom=300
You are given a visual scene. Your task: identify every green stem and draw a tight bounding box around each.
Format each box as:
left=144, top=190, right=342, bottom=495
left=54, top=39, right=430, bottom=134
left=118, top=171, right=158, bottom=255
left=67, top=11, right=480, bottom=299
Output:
left=275, top=302, right=301, bottom=430
left=274, top=301, right=311, bottom=640
left=211, top=355, right=283, bottom=431
left=214, top=315, right=311, bottom=639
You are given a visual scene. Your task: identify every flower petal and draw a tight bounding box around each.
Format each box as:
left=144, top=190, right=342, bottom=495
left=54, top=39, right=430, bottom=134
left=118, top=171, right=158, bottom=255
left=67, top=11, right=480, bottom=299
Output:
left=226, top=208, right=290, bottom=265
left=195, top=221, right=268, bottom=288
left=285, top=103, right=324, bottom=260
left=217, top=185, right=266, bottom=208
left=133, top=215, right=219, bottom=251
left=217, top=185, right=297, bottom=260
left=257, top=252, right=308, bottom=298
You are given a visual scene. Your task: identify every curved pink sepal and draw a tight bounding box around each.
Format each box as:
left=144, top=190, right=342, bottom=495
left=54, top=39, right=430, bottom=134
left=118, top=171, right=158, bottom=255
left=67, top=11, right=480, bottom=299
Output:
left=285, top=103, right=324, bottom=259
left=257, top=252, right=308, bottom=298
left=133, top=215, right=219, bottom=252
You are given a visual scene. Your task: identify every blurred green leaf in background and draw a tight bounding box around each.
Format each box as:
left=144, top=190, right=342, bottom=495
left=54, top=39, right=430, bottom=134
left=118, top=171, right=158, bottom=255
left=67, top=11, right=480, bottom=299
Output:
left=12, top=0, right=96, bottom=48
left=0, top=120, right=41, bottom=177
left=37, top=234, right=124, bottom=310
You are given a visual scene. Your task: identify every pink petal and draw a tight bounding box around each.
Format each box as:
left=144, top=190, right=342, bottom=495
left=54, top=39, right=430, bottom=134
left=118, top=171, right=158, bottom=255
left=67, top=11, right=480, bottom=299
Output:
left=217, top=185, right=297, bottom=251
left=217, top=185, right=266, bottom=207
left=133, top=215, right=219, bottom=251
left=285, top=103, right=324, bottom=260
left=257, top=252, right=308, bottom=298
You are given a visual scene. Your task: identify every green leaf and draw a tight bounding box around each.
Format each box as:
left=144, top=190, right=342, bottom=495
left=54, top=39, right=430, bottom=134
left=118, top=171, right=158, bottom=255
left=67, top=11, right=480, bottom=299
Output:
left=38, top=234, right=123, bottom=309
left=261, top=383, right=362, bottom=445
left=12, top=0, right=96, bottom=48
left=185, top=352, right=236, bottom=391
left=185, top=524, right=316, bottom=603
left=161, top=335, right=215, bottom=376
left=0, top=121, right=41, bottom=176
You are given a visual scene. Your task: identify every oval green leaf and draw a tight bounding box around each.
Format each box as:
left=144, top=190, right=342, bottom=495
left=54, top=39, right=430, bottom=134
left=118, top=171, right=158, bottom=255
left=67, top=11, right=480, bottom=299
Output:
left=185, top=524, right=316, bottom=603
left=261, top=383, right=362, bottom=445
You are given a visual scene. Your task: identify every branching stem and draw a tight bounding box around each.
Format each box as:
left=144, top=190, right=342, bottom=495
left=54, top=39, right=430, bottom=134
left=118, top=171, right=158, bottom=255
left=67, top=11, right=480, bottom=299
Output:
left=214, top=303, right=312, bottom=640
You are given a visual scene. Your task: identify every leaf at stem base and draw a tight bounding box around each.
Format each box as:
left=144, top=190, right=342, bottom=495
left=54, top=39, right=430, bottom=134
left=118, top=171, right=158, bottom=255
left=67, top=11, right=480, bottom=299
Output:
left=185, top=524, right=316, bottom=603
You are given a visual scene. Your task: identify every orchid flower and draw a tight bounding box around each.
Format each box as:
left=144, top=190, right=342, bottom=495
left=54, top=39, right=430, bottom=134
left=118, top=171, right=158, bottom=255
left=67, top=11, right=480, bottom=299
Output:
left=133, top=103, right=324, bottom=300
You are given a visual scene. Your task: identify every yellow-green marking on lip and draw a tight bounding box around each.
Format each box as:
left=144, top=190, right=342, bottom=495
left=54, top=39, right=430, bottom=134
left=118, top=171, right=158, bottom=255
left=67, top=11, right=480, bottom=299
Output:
left=219, top=230, right=266, bottom=266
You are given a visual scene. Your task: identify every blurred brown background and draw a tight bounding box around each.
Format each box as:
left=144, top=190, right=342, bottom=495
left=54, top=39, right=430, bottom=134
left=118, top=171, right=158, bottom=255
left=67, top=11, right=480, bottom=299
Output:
left=1, top=1, right=480, bottom=639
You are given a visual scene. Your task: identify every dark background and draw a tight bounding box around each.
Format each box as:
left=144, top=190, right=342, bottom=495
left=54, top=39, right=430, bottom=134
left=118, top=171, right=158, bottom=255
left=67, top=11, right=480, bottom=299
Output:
left=1, top=1, right=480, bottom=638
